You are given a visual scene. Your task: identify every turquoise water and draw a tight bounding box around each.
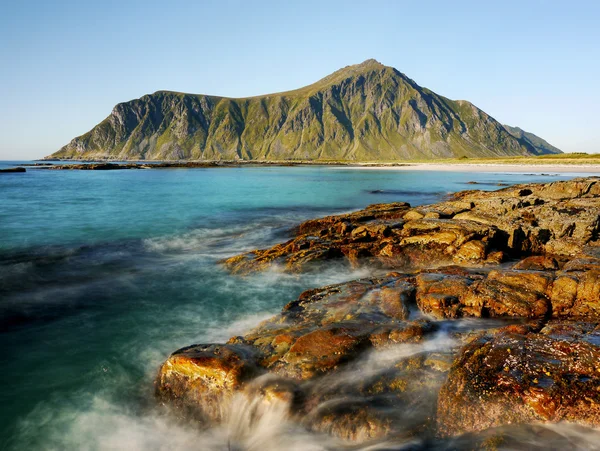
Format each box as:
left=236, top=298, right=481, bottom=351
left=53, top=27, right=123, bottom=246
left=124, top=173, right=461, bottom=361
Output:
left=0, top=163, right=586, bottom=450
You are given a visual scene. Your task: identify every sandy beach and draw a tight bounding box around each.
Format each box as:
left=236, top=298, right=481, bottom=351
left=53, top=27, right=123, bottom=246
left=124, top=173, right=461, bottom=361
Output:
left=344, top=163, right=600, bottom=174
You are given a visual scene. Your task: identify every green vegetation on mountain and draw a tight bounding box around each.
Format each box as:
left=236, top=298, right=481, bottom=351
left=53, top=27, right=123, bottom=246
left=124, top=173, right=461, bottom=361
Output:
left=49, top=59, right=562, bottom=161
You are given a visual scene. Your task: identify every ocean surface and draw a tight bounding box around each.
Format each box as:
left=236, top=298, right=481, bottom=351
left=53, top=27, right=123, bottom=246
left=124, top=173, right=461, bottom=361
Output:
left=0, top=162, right=596, bottom=450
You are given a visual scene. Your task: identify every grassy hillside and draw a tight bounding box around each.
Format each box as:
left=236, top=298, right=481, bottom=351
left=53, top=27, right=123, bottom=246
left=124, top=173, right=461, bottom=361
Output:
left=50, top=60, right=562, bottom=161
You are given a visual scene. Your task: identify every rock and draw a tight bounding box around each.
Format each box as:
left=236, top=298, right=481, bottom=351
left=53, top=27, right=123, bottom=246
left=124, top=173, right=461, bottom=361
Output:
left=0, top=167, right=26, bottom=173
left=512, top=255, right=559, bottom=271
left=416, top=269, right=554, bottom=319
left=223, top=178, right=600, bottom=274
left=274, top=322, right=374, bottom=380
left=437, top=321, right=600, bottom=437
left=373, top=282, right=413, bottom=320
left=441, top=423, right=600, bottom=450
left=416, top=273, right=476, bottom=319
left=403, top=210, right=424, bottom=220
left=562, top=257, right=600, bottom=272
left=43, top=163, right=140, bottom=170
left=551, top=270, right=600, bottom=318
left=156, top=343, right=262, bottom=423
left=453, top=240, right=487, bottom=262
left=305, top=400, right=393, bottom=442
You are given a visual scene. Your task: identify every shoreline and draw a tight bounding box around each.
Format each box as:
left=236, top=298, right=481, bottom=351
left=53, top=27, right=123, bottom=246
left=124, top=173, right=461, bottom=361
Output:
left=31, top=159, right=600, bottom=173
left=336, top=162, right=600, bottom=173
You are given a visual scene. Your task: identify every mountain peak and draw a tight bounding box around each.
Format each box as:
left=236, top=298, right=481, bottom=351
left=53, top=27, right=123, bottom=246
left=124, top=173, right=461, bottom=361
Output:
left=357, top=58, right=384, bottom=67
left=340, top=58, right=386, bottom=74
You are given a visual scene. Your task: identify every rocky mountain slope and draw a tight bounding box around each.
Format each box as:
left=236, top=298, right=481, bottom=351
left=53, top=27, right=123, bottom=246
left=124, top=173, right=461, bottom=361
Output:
left=49, top=59, right=562, bottom=161
left=503, top=124, right=562, bottom=155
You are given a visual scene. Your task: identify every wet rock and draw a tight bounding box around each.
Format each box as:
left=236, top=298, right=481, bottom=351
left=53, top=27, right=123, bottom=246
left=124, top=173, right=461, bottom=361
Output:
left=416, top=273, right=476, bottom=319
left=441, top=423, right=600, bottom=451
left=224, top=177, right=600, bottom=274
left=156, top=343, right=262, bottom=423
left=416, top=269, right=553, bottom=319
left=437, top=321, right=600, bottom=437
left=305, top=399, right=393, bottom=442
left=562, top=257, right=600, bottom=272
left=274, top=322, right=374, bottom=380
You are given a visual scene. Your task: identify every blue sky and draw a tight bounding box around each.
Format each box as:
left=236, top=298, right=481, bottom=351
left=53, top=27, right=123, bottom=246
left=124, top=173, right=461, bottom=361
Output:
left=1, top=0, right=598, bottom=159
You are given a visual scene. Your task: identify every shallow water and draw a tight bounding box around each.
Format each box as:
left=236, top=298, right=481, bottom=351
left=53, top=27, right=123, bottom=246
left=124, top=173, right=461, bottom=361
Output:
left=0, top=163, right=596, bottom=450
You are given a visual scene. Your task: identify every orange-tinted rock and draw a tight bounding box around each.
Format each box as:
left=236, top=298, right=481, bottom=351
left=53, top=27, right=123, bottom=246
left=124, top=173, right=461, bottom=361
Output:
left=371, top=281, right=414, bottom=320
left=416, top=273, right=475, bottom=319
left=275, top=323, right=374, bottom=380
left=156, top=344, right=261, bottom=422
left=563, top=257, right=600, bottom=272
left=306, top=400, right=393, bottom=442
left=224, top=177, right=600, bottom=274
left=462, top=277, right=550, bottom=318
left=369, top=320, right=433, bottom=348
left=403, top=210, right=424, bottom=220
left=512, top=255, right=559, bottom=271
left=453, top=240, right=487, bottom=262
left=437, top=321, right=600, bottom=437
left=415, top=269, right=552, bottom=319
left=163, top=177, right=600, bottom=443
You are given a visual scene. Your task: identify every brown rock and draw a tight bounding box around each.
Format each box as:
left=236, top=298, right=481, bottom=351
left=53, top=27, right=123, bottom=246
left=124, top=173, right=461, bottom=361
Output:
left=453, top=240, right=487, bottom=262
left=462, top=276, right=550, bottom=318
left=376, top=283, right=413, bottom=320
left=156, top=344, right=261, bottom=422
left=437, top=322, right=600, bottom=437
left=512, top=255, right=559, bottom=271
left=403, top=210, right=424, bottom=220
left=276, top=323, right=374, bottom=380
left=416, top=273, right=475, bottom=319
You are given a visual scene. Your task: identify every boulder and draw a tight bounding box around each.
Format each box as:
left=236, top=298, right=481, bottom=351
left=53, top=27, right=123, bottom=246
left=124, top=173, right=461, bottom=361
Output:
left=437, top=321, right=600, bottom=437
left=156, top=343, right=262, bottom=422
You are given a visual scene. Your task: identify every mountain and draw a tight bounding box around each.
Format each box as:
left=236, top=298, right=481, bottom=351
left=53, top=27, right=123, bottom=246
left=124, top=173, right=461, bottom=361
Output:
left=503, top=125, right=562, bottom=155
left=49, top=59, right=561, bottom=161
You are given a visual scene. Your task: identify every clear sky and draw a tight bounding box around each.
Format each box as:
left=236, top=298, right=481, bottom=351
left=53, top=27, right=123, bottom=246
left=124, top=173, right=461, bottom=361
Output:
left=1, top=0, right=598, bottom=159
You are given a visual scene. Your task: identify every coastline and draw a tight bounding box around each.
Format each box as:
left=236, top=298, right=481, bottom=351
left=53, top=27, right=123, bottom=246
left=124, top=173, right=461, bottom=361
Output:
left=30, top=158, right=600, bottom=173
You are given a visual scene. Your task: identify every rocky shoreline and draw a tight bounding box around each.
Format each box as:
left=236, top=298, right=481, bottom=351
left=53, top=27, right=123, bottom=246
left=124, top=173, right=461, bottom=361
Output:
left=35, top=161, right=414, bottom=170
left=156, top=177, right=600, bottom=447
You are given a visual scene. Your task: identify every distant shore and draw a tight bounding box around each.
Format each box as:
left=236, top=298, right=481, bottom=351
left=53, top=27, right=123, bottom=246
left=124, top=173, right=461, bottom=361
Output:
left=33, top=157, right=600, bottom=173
left=339, top=162, right=600, bottom=173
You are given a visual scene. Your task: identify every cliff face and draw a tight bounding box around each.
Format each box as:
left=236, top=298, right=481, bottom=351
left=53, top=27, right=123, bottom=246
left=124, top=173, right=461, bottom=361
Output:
left=50, top=59, right=561, bottom=160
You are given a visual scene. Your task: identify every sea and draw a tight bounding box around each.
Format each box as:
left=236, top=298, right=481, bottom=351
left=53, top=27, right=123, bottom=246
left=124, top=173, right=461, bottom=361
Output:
left=1, top=161, right=597, bottom=450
